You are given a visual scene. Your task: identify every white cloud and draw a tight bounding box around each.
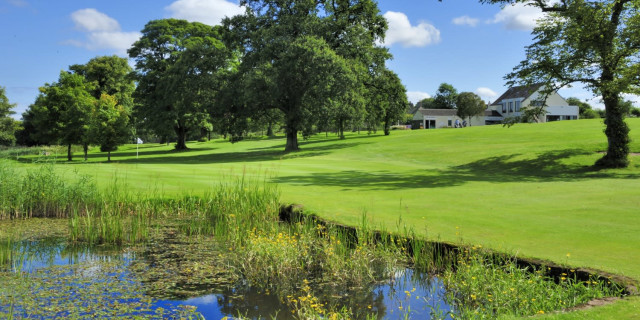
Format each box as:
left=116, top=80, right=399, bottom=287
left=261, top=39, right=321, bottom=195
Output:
left=382, top=11, right=440, bottom=48
left=68, top=8, right=141, bottom=55
left=475, top=87, right=498, bottom=101
left=166, top=0, right=245, bottom=26
left=407, top=91, right=431, bottom=104
left=490, top=3, right=544, bottom=31
left=452, top=15, right=479, bottom=27
left=71, top=8, right=120, bottom=32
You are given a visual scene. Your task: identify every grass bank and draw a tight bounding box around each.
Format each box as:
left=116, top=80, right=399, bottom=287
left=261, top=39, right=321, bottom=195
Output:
left=4, top=118, right=640, bottom=318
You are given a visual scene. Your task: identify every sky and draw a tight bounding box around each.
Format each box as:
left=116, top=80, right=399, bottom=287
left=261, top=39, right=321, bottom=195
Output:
left=1, top=0, right=635, bottom=119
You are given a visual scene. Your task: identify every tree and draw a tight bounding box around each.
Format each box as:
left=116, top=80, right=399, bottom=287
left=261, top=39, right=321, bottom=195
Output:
left=29, top=71, right=95, bottom=161
left=224, top=0, right=391, bottom=151
left=566, top=97, right=599, bottom=119
left=477, top=0, right=640, bottom=168
left=70, top=56, right=135, bottom=159
left=368, top=69, right=409, bottom=135
left=456, top=92, right=486, bottom=125
left=433, top=83, right=458, bottom=109
left=417, top=97, right=438, bottom=109
left=90, top=94, right=130, bottom=162
left=0, top=86, right=19, bottom=146
left=129, top=19, right=233, bottom=150
left=70, top=56, right=134, bottom=108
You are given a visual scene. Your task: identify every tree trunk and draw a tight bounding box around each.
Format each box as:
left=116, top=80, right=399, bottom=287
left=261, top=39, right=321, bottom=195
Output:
left=266, top=122, right=274, bottom=137
left=175, top=126, right=188, bottom=150
left=67, top=144, right=72, bottom=161
left=383, top=116, right=391, bottom=136
left=83, top=144, right=88, bottom=161
left=596, top=92, right=629, bottom=168
left=108, top=151, right=111, bottom=162
left=338, top=119, right=345, bottom=140
left=285, top=129, right=299, bottom=152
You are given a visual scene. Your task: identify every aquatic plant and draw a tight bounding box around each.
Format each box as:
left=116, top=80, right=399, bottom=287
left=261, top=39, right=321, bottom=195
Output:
left=442, top=246, right=626, bottom=319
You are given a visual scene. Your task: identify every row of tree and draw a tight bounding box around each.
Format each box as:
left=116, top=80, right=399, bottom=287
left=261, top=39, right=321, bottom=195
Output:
left=18, top=56, right=133, bottom=161
left=12, top=0, right=409, bottom=158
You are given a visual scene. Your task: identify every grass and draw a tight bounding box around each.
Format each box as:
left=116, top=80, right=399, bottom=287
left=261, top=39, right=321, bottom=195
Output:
left=4, top=118, right=640, bottom=318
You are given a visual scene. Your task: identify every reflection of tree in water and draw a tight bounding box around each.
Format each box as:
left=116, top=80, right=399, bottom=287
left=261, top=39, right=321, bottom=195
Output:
left=129, top=227, right=447, bottom=319
left=215, top=283, right=389, bottom=320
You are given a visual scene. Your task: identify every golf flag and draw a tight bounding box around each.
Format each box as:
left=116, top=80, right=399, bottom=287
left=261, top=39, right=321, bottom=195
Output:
left=136, top=137, right=143, bottom=144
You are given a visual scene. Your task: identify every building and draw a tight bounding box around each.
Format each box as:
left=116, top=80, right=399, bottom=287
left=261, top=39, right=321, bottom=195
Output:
left=489, top=84, right=579, bottom=123
left=411, top=109, right=484, bottom=129
left=410, top=84, right=579, bottom=129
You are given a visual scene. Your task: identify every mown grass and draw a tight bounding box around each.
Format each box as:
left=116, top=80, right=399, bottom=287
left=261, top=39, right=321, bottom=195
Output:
left=4, top=118, right=640, bottom=318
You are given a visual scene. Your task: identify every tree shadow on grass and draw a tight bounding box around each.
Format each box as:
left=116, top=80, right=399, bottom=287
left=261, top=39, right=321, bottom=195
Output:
left=272, top=149, right=640, bottom=190
left=86, top=140, right=373, bottom=165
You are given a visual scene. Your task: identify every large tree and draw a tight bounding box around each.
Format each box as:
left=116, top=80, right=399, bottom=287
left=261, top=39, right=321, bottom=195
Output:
left=89, top=94, right=130, bottom=162
left=70, top=55, right=135, bottom=159
left=368, top=69, right=410, bottom=135
left=29, top=71, right=95, bottom=161
left=224, top=0, right=391, bottom=151
left=0, top=86, right=18, bottom=146
left=70, top=56, right=134, bottom=108
left=478, top=0, right=640, bottom=168
left=456, top=92, right=486, bottom=126
left=129, top=19, right=233, bottom=150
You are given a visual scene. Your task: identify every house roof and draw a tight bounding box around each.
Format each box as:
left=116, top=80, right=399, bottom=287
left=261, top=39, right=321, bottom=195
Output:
left=415, top=108, right=458, bottom=117
left=491, top=83, right=544, bottom=105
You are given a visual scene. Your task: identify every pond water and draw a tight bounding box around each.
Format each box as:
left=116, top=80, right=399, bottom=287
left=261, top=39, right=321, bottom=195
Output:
left=0, top=239, right=456, bottom=319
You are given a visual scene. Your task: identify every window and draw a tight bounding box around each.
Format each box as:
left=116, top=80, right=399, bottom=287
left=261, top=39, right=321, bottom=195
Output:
left=502, top=103, right=506, bottom=113
left=515, top=101, right=521, bottom=112
left=448, top=120, right=452, bottom=127
left=509, top=102, right=513, bottom=112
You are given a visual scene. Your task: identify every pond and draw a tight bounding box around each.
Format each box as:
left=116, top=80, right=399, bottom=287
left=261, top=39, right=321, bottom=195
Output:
left=0, top=239, right=456, bottom=319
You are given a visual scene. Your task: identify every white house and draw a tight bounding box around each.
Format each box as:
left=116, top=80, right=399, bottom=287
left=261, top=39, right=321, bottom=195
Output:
left=489, top=84, right=579, bottom=122
left=411, top=84, right=579, bottom=129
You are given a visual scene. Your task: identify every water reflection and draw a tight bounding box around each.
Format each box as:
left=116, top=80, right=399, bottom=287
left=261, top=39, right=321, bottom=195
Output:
left=2, top=240, right=455, bottom=319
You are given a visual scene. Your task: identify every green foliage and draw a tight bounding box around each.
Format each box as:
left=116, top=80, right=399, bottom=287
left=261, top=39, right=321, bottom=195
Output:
left=89, top=94, right=130, bottom=161
left=226, top=0, right=393, bottom=151
left=27, top=72, right=96, bottom=161
left=456, top=92, right=486, bottom=124
left=367, top=69, right=409, bottom=135
left=69, top=55, right=134, bottom=108
left=433, top=83, right=458, bottom=109
left=443, top=247, right=624, bottom=319
left=566, top=97, right=599, bottom=119
left=417, top=97, right=438, bottom=109
left=0, top=87, right=18, bottom=147
left=129, top=19, right=233, bottom=150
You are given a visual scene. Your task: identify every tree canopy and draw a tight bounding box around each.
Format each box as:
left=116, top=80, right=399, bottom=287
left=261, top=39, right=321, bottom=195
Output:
left=90, top=94, right=130, bottom=162
left=433, top=83, right=458, bottom=109
left=129, top=19, right=234, bottom=150
left=224, top=0, right=400, bottom=151
left=0, top=86, right=18, bottom=146
left=456, top=92, right=486, bottom=125
left=29, top=71, right=96, bottom=161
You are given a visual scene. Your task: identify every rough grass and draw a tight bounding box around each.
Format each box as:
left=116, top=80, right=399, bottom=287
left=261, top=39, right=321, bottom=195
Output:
left=7, top=118, right=640, bottom=318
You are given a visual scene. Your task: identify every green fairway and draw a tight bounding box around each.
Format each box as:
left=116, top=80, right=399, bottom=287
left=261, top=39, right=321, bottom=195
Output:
left=12, top=119, right=640, bottom=317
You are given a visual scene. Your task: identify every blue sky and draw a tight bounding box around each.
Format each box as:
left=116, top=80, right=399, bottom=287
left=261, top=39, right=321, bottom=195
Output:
left=0, top=0, right=628, bottom=119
